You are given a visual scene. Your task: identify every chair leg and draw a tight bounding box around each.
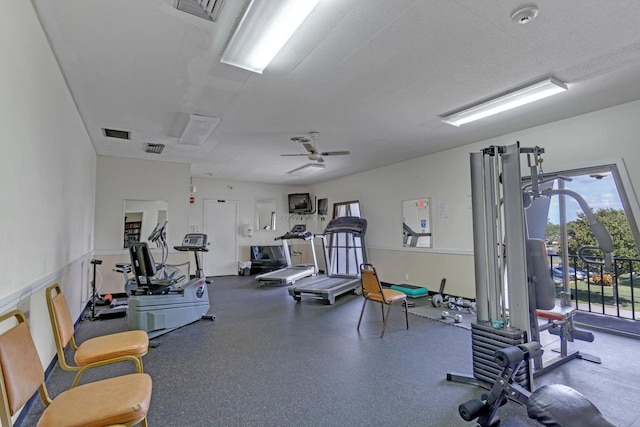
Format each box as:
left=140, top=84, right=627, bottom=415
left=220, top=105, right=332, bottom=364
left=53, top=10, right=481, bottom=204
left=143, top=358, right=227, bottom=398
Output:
left=404, top=298, right=409, bottom=330
left=381, top=303, right=392, bottom=338
left=357, top=298, right=368, bottom=331
left=380, top=301, right=385, bottom=321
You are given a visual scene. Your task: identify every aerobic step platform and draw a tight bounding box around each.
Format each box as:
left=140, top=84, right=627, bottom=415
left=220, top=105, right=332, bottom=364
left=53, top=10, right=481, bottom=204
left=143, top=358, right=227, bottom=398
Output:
left=390, top=284, right=428, bottom=298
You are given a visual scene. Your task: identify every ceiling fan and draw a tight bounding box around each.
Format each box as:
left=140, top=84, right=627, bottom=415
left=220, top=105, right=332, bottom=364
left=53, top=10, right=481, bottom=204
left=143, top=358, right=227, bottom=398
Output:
left=281, top=132, right=350, bottom=163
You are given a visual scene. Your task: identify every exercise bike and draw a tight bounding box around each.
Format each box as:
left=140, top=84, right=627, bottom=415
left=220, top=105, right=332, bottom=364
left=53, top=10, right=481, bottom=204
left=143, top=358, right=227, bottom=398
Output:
left=127, top=223, right=215, bottom=339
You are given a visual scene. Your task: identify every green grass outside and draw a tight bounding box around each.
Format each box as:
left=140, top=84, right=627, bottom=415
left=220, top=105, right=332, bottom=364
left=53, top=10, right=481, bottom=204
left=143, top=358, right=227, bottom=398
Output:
left=557, top=275, right=640, bottom=315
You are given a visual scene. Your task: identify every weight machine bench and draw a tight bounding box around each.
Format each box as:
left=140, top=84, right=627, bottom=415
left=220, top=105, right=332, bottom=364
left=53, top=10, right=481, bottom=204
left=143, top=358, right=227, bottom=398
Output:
left=459, top=342, right=614, bottom=427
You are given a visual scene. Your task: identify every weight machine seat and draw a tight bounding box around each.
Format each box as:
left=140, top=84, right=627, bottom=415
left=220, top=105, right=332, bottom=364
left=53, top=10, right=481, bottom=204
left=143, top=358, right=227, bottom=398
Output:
left=0, top=310, right=152, bottom=427
left=129, top=242, right=181, bottom=291
left=536, top=304, right=575, bottom=322
left=527, top=384, right=615, bottom=427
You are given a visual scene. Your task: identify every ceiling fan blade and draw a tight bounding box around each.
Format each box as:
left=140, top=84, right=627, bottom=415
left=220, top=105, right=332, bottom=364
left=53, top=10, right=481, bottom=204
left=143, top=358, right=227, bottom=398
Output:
left=302, top=142, right=317, bottom=154
left=320, top=150, right=350, bottom=156
left=281, top=153, right=308, bottom=157
left=287, top=163, right=326, bottom=174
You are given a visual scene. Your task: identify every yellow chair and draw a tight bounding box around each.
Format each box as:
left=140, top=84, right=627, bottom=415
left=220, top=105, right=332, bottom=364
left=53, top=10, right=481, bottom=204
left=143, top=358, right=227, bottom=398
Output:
left=46, top=283, right=149, bottom=387
left=0, top=309, right=152, bottom=427
left=357, top=263, right=409, bottom=338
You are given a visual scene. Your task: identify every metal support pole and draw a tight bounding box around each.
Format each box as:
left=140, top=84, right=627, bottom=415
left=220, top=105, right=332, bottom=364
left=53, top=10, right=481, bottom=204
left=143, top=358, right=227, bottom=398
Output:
left=558, top=179, right=572, bottom=306
left=484, top=151, right=502, bottom=323
left=470, top=152, right=489, bottom=322
left=501, top=142, right=534, bottom=387
left=501, top=143, right=532, bottom=332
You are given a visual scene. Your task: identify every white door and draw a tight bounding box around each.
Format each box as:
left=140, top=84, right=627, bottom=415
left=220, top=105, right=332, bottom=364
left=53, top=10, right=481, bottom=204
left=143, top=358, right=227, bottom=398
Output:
left=204, top=200, right=238, bottom=276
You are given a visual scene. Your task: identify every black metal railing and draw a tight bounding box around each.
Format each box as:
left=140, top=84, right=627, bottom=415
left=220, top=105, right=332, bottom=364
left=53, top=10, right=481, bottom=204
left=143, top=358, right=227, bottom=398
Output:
left=548, top=254, right=640, bottom=320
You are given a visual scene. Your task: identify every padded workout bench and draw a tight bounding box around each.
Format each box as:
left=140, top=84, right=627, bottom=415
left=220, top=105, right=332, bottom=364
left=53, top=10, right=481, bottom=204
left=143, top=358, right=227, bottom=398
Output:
left=459, top=342, right=614, bottom=427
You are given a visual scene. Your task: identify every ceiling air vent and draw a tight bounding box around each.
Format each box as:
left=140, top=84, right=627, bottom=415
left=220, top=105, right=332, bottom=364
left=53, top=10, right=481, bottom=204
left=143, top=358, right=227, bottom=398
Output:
left=102, top=128, right=130, bottom=140
left=144, top=143, right=165, bottom=154
left=175, top=0, right=225, bottom=22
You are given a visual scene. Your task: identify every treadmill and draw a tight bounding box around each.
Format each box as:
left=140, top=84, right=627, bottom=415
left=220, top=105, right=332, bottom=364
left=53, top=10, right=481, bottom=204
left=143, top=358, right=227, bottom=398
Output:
left=255, top=224, right=319, bottom=286
left=288, top=217, right=367, bottom=304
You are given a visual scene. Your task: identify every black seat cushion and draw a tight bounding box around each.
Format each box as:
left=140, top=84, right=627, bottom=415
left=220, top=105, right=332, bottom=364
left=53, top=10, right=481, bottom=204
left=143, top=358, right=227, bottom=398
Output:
left=527, top=384, right=615, bottom=427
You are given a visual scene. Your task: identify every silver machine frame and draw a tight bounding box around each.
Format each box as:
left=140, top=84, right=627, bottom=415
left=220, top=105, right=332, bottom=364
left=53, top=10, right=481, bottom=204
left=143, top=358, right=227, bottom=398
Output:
left=449, top=142, right=613, bottom=390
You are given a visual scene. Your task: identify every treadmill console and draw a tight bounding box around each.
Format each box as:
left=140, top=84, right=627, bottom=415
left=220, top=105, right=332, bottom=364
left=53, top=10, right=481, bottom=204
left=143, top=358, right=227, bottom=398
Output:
left=290, top=224, right=307, bottom=234
left=277, top=224, right=313, bottom=240
left=175, top=233, right=208, bottom=251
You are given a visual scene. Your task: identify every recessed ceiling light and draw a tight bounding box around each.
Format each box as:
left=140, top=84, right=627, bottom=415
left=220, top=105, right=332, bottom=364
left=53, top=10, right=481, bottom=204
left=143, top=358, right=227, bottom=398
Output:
left=511, top=5, right=538, bottom=24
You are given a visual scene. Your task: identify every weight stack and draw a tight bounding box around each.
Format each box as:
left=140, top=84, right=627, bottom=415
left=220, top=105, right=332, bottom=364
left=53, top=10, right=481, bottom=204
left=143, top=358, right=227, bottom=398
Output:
left=471, top=321, right=532, bottom=391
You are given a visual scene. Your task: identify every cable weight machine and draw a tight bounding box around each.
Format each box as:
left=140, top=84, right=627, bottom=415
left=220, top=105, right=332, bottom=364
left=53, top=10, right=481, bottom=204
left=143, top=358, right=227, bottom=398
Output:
left=448, top=142, right=615, bottom=426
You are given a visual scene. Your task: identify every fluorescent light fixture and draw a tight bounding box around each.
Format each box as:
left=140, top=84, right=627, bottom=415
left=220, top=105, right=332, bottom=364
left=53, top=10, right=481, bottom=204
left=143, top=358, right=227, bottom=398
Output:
left=178, top=114, right=220, bottom=146
left=220, top=0, right=320, bottom=73
left=441, top=77, right=567, bottom=127
left=287, top=163, right=325, bottom=174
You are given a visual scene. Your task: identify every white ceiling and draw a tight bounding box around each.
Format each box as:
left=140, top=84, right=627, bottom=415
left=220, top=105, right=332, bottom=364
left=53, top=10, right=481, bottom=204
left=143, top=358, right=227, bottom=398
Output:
left=32, top=0, right=640, bottom=185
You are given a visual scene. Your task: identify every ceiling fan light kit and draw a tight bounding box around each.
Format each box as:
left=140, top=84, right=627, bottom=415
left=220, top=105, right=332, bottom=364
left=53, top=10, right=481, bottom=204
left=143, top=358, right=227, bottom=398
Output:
left=441, top=77, right=567, bottom=127
left=220, top=0, right=320, bottom=73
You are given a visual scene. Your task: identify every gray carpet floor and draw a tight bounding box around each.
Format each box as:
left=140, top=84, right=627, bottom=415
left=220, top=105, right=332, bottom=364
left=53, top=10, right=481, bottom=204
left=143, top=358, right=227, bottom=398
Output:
left=20, top=275, right=640, bottom=426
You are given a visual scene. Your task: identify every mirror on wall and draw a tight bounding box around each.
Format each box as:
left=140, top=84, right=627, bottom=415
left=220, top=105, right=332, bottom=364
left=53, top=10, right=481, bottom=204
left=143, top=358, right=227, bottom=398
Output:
left=123, top=200, right=169, bottom=248
left=402, top=198, right=432, bottom=248
left=255, top=199, right=277, bottom=231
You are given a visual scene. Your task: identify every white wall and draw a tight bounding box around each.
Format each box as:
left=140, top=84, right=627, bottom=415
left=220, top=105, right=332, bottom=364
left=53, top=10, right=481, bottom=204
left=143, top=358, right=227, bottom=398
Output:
left=190, top=177, right=308, bottom=263
left=94, top=156, right=192, bottom=293
left=93, top=167, right=310, bottom=289
left=0, top=0, right=97, bottom=408
left=311, top=99, right=640, bottom=298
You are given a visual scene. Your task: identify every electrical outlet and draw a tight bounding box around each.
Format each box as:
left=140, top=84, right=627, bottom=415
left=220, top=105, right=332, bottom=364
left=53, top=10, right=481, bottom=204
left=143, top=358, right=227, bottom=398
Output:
left=404, top=273, right=409, bottom=281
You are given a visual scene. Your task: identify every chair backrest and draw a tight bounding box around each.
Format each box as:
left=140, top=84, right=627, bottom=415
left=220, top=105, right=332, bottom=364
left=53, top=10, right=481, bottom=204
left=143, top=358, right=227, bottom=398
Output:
left=129, top=242, right=157, bottom=286
left=360, top=263, right=387, bottom=302
left=0, top=310, right=45, bottom=424
left=46, top=284, right=76, bottom=353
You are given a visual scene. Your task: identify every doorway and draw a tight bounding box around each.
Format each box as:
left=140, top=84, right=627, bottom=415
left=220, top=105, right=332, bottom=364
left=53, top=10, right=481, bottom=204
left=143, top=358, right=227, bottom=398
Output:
left=204, top=200, right=238, bottom=276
